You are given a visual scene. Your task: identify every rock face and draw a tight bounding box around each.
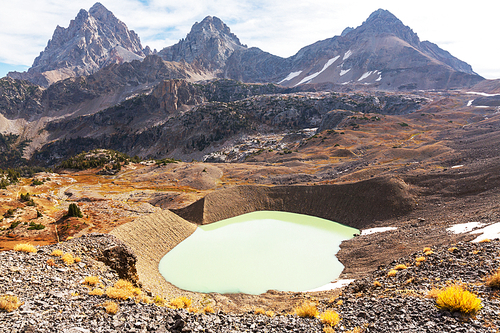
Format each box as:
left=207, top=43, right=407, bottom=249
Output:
left=158, top=16, right=245, bottom=72
left=7, top=3, right=148, bottom=87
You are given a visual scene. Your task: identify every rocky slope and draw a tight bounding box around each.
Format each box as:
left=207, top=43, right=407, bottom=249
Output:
left=7, top=3, right=151, bottom=87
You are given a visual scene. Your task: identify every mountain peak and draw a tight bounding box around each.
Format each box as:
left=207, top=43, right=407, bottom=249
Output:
left=353, top=8, right=420, bottom=46
left=7, top=3, right=145, bottom=87
left=158, top=16, right=245, bottom=71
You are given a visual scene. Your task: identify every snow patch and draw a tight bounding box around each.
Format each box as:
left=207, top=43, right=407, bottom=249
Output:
left=343, top=50, right=352, bottom=61
left=294, top=56, right=340, bottom=86
left=278, top=71, right=302, bottom=84
left=339, top=68, right=351, bottom=76
left=361, top=227, right=397, bottom=235
left=358, top=71, right=374, bottom=82
left=304, top=279, right=354, bottom=292
left=376, top=72, right=382, bottom=81
left=467, top=100, right=474, bottom=107
left=467, top=92, right=500, bottom=97
left=451, top=165, right=464, bottom=169
left=446, top=222, right=485, bottom=234
left=471, top=223, right=500, bottom=242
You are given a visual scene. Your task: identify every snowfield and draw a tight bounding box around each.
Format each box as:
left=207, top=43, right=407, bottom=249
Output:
left=294, top=56, right=340, bottom=86
left=278, top=71, right=302, bottom=84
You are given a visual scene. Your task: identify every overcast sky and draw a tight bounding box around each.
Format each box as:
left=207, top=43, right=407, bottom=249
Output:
left=0, top=0, right=499, bottom=79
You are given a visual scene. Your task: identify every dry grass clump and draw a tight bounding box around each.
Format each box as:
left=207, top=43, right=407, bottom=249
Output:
left=51, top=249, right=63, bottom=257
left=423, top=247, right=432, bottom=252
left=416, top=256, right=426, bottom=262
left=89, top=288, right=104, bottom=296
left=61, top=253, right=74, bottom=265
left=46, top=258, right=56, bottom=266
left=323, top=326, right=335, bottom=333
left=346, top=327, right=365, bottom=333
left=424, top=250, right=434, bottom=255
left=135, top=294, right=152, bottom=304
left=485, top=269, right=500, bottom=289
left=394, top=264, right=408, bottom=270
left=204, top=305, right=215, bottom=313
left=320, top=310, right=340, bottom=327
left=13, top=243, right=37, bottom=253
left=0, top=295, right=23, bottom=312
left=435, top=284, right=482, bottom=316
left=169, top=296, right=192, bottom=309
left=105, top=279, right=141, bottom=300
left=387, top=270, right=398, bottom=277
left=373, top=281, right=382, bottom=288
left=294, top=301, right=319, bottom=318
left=265, top=310, right=275, bottom=317
left=479, top=238, right=491, bottom=243
left=74, top=257, right=81, bottom=263
left=153, top=295, right=167, bottom=307
left=102, top=301, right=119, bottom=315
left=448, top=247, right=458, bottom=253
left=83, top=276, right=100, bottom=286
left=254, top=308, right=266, bottom=315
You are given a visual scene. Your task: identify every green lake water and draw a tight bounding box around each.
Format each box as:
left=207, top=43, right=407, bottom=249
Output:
left=158, top=211, right=359, bottom=295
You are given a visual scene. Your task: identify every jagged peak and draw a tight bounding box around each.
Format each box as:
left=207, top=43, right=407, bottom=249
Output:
left=187, top=16, right=243, bottom=46
left=365, top=9, right=400, bottom=23
left=89, top=2, right=116, bottom=22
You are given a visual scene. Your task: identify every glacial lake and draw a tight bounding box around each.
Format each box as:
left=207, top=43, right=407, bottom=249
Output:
left=158, top=211, right=359, bottom=295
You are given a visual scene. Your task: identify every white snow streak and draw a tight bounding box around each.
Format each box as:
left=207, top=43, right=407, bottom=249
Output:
left=343, top=50, right=352, bottom=61
left=471, top=223, right=500, bottom=242
left=358, top=71, right=374, bottom=81
left=339, top=68, right=351, bottom=76
left=446, top=222, right=485, bottom=234
left=294, top=56, right=340, bottom=86
left=361, top=227, right=397, bottom=235
left=376, top=73, right=382, bottom=81
left=278, top=71, right=302, bottom=84
left=467, top=100, right=474, bottom=107
left=304, top=279, right=354, bottom=292
left=467, top=92, right=500, bottom=97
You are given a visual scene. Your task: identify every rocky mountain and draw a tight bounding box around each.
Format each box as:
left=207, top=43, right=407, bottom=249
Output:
left=158, top=16, right=246, bottom=73
left=229, top=9, right=483, bottom=90
left=7, top=3, right=150, bottom=87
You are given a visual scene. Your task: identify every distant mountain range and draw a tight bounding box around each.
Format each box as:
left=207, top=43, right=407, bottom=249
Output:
left=0, top=3, right=493, bottom=167
left=7, top=3, right=483, bottom=91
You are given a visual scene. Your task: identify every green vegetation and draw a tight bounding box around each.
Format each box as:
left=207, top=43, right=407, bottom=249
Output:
left=4, top=209, right=14, bottom=218
left=28, top=221, right=45, bottom=230
left=66, top=203, right=83, bottom=218
left=398, top=122, right=409, bottom=127
left=156, top=158, right=180, bottom=165
left=9, top=221, right=21, bottom=229
left=58, top=149, right=136, bottom=170
left=31, top=179, right=44, bottom=186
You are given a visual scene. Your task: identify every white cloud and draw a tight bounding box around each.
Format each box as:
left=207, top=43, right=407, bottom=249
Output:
left=0, top=0, right=499, bottom=79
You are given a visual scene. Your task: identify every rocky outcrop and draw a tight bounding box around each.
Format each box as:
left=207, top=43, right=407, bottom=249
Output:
left=172, top=177, right=415, bottom=229
left=0, top=78, right=43, bottom=119
left=8, top=3, right=148, bottom=87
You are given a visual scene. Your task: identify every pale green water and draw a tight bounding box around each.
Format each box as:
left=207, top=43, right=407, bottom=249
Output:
left=158, top=211, right=359, bottom=295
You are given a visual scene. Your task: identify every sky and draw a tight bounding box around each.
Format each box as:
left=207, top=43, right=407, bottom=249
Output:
left=0, top=0, right=499, bottom=79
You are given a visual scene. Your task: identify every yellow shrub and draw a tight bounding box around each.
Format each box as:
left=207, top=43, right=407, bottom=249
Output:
left=103, top=301, right=119, bottom=315
left=294, top=301, right=319, bottom=318
left=61, top=253, right=74, bottom=265
left=0, top=295, right=23, bottom=312
left=83, top=276, right=100, bottom=286
left=74, top=257, right=81, bottom=263
left=89, top=288, right=104, bottom=296
left=373, top=281, right=382, bottom=288
left=169, top=296, right=192, bottom=309
left=448, top=247, right=458, bottom=253
left=486, top=269, right=500, bottom=289
left=46, top=258, right=56, bottom=266
left=153, top=295, right=167, bottom=307
left=387, top=270, right=398, bottom=277
left=423, top=247, right=432, bottom=252
left=187, top=307, right=199, bottom=313
left=424, top=250, right=434, bottom=256
left=435, top=285, right=482, bottom=316
left=105, top=279, right=141, bottom=300
left=13, top=243, right=37, bottom=253
left=416, top=256, right=426, bottom=262
left=479, top=238, right=491, bottom=243
left=204, top=305, right=215, bottom=313
left=51, top=249, right=63, bottom=256
left=265, top=310, right=275, bottom=317
left=394, top=264, right=408, bottom=270
left=320, top=310, right=340, bottom=327
left=254, top=308, right=266, bottom=315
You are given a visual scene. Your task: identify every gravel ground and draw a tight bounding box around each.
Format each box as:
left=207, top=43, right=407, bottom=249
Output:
left=1, top=235, right=500, bottom=332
